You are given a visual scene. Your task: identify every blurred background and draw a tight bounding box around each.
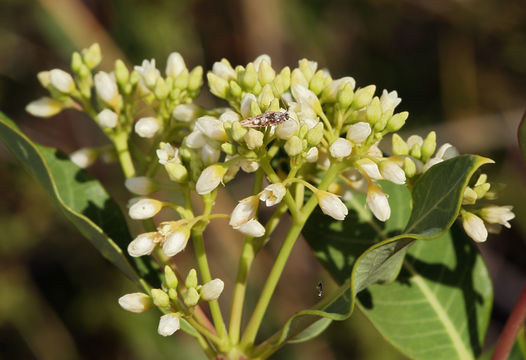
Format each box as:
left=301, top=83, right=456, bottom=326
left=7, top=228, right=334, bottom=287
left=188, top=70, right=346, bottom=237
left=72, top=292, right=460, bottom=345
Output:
left=0, top=0, right=525, bottom=359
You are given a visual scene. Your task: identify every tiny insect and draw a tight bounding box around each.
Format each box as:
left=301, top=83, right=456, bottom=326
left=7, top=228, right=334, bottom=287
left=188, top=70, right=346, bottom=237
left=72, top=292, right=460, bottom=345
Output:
left=240, top=111, right=289, bottom=127
left=317, top=281, right=323, bottom=297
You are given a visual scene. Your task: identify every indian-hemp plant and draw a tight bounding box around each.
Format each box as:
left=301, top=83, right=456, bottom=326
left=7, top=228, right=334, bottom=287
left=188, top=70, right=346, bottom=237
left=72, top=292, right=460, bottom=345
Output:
left=1, top=43, right=516, bottom=359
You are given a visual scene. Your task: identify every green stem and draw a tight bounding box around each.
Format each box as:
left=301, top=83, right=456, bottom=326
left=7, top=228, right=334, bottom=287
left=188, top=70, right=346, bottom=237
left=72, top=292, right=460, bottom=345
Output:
left=229, top=170, right=265, bottom=344
left=240, top=163, right=342, bottom=350
left=113, top=131, right=136, bottom=178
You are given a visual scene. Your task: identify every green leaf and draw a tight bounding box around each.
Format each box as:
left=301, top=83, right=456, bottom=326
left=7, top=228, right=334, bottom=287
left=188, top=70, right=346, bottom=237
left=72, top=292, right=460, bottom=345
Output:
left=257, top=155, right=492, bottom=358
left=0, top=112, right=157, bottom=286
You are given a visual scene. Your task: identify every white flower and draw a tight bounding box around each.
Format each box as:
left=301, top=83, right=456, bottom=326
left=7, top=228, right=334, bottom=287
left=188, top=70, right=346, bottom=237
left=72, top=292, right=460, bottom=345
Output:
left=70, top=148, right=98, bottom=168
left=366, top=184, right=391, bottom=221
left=201, top=143, right=221, bottom=165
left=276, top=118, right=299, bottom=140
left=253, top=54, right=272, bottom=71
left=379, top=160, right=406, bottom=185
left=135, top=117, right=160, bottom=138
left=435, top=143, right=458, bottom=160
left=157, top=143, right=179, bottom=165
left=329, top=138, right=352, bottom=158
left=260, top=184, right=286, bottom=206
left=134, top=59, right=161, bottom=89
left=240, top=94, right=257, bottom=118
left=291, top=83, right=322, bottom=114
left=26, top=97, right=64, bottom=117
left=49, top=69, right=75, bottom=93
left=97, top=109, right=118, bottom=129
left=379, top=90, right=401, bottom=112
left=422, top=157, right=443, bottom=172
left=172, top=104, right=198, bottom=122
left=158, top=314, right=180, bottom=336
left=201, top=279, right=225, bottom=301
left=196, top=164, right=227, bottom=195
left=219, top=110, right=240, bottom=123
left=125, top=176, right=157, bottom=195
left=462, top=211, right=488, bottom=243
left=128, top=198, right=163, bottom=219
left=358, top=159, right=382, bottom=180
left=128, top=232, right=158, bottom=257
left=166, top=52, right=186, bottom=78
left=185, top=129, right=207, bottom=149
left=118, top=292, right=153, bottom=313
left=236, top=219, right=266, bottom=237
left=240, top=159, right=259, bottom=173
left=229, top=196, right=259, bottom=227
left=347, top=122, right=371, bottom=144
left=162, top=229, right=190, bottom=257
left=305, top=147, right=319, bottom=163
left=406, top=135, right=423, bottom=148
left=244, top=129, right=264, bottom=149
left=480, top=206, right=515, bottom=228
left=94, top=71, right=119, bottom=107
left=212, top=61, right=236, bottom=80
left=316, top=190, right=348, bottom=220
left=196, top=116, right=229, bottom=141
left=324, top=77, right=356, bottom=102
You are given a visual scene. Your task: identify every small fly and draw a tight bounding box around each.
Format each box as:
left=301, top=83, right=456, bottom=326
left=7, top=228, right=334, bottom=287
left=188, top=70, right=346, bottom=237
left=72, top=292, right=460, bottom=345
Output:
left=240, top=111, right=289, bottom=127
left=317, top=281, right=323, bottom=297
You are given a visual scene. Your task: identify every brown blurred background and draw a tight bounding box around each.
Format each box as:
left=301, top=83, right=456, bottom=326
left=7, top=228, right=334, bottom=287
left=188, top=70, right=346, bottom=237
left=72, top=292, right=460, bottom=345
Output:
left=0, top=0, right=525, bottom=359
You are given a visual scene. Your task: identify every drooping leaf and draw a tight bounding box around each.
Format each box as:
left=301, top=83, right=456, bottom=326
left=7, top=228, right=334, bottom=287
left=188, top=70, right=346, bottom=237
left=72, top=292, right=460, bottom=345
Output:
left=257, top=155, right=492, bottom=358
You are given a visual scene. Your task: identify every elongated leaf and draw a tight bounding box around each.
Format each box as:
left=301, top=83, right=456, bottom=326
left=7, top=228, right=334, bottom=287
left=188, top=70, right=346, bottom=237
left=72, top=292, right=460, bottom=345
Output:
left=258, top=155, right=492, bottom=358
left=0, top=112, right=157, bottom=285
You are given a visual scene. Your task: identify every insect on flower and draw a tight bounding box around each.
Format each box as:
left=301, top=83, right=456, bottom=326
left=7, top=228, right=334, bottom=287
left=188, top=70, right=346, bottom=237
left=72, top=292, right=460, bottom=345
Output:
left=240, top=111, right=289, bottom=127
left=317, top=281, right=323, bottom=297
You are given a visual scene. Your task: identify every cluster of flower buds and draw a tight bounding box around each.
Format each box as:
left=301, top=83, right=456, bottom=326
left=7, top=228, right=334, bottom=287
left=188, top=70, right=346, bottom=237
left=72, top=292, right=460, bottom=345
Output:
left=118, top=266, right=224, bottom=336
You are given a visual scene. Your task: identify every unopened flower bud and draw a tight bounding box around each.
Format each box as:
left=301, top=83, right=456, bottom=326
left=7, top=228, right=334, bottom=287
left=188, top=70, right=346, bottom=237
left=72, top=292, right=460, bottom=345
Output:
left=306, top=122, right=324, bottom=146
left=292, top=83, right=323, bottom=115
left=229, top=80, right=243, bottom=98
left=154, top=77, right=169, bottom=99
left=96, top=109, right=118, bottom=129
left=353, top=85, right=376, bottom=109
left=385, top=111, right=409, bottom=132
left=272, top=66, right=291, bottom=95
left=240, top=93, right=257, bottom=118
left=207, top=72, right=229, bottom=98
left=366, top=183, right=391, bottom=221
left=188, top=66, right=203, bottom=91
left=129, top=198, right=163, bottom=220
left=291, top=68, right=309, bottom=88
left=284, top=135, right=303, bottom=156
left=201, top=279, right=224, bottom=301
left=94, top=71, right=119, bottom=107
left=258, top=60, right=275, bottom=85
left=196, top=116, right=229, bottom=141
left=347, top=122, right=371, bottom=144
left=276, top=118, right=299, bottom=140
left=113, top=59, right=130, bottom=88
left=196, top=164, right=227, bottom=194
left=125, top=176, right=158, bottom=195
left=163, top=228, right=190, bottom=257
left=316, top=190, right=348, bottom=220
left=166, top=52, right=186, bottom=78
left=305, top=147, right=319, bottom=162
left=379, top=160, right=406, bottom=185
left=260, top=184, right=286, bottom=206
left=462, top=211, right=488, bottom=243
left=172, top=104, right=198, bottom=122
left=409, top=143, right=421, bottom=159
left=128, top=232, right=158, bottom=257
left=26, top=97, right=64, bottom=117
left=403, top=157, right=417, bottom=178
left=230, top=196, right=259, bottom=228
left=357, top=158, right=382, bottom=180
left=37, top=71, right=51, bottom=88
left=82, top=43, right=101, bottom=70
left=240, top=159, right=259, bottom=173
left=164, top=265, right=178, bottom=289
left=236, top=219, right=266, bottom=237
left=70, top=148, right=98, bottom=168
left=379, top=90, right=401, bottom=112
left=463, top=187, right=478, bottom=205
left=421, top=131, right=436, bottom=162
left=183, top=288, right=200, bottom=307
left=309, top=70, right=328, bottom=95
left=118, top=292, right=152, bottom=313
left=392, top=134, right=409, bottom=155
left=71, top=52, right=82, bottom=73
left=258, top=84, right=274, bottom=109
left=244, top=129, right=264, bottom=150
left=298, top=58, right=317, bottom=81
left=213, top=59, right=236, bottom=80
left=185, top=269, right=198, bottom=289
left=151, top=288, right=170, bottom=308
left=337, top=82, right=354, bottom=108
left=365, top=97, right=382, bottom=124
left=50, top=69, right=75, bottom=94
left=329, top=138, right=352, bottom=158
left=135, top=117, right=160, bottom=138
left=322, top=77, right=355, bottom=103
left=158, top=314, right=180, bottom=336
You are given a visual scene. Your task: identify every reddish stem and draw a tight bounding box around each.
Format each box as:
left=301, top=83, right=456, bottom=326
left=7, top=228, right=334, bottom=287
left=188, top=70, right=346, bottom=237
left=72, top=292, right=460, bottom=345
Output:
left=491, top=284, right=526, bottom=360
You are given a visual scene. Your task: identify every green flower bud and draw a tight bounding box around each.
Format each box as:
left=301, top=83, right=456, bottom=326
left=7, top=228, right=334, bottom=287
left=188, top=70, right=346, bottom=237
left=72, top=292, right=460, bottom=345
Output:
left=298, top=124, right=309, bottom=139
left=174, top=69, right=189, bottom=89
left=392, top=134, right=409, bottom=155
left=337, top=82, right=355, bottom=108
left=207, top=72, right=229, bottom=98
left=284, top=135, right=303, bottom=156
left=221, top=142, right=237, bottom=155
left=114, top=59, right=130, bottom=88
left=353, top=85, right=376, bottom=109
left=258, top=59, right=275, bottom=85
left=185, top=269, right=198, bottom=289
left=272, top=66, right=291, bottom=96
left=151, top=288, right=170, bottom=308
left=241, top=63, right=258, bottom=90
left=183, top=288, right=200, bottom=307
left=188, top=66, right=203, bottom=92
left=421, top=131, right=436, bottom=162
left=244, top=128, right=264, bottom=150
left=229, top=80, right=242, bottom=98
left=82, top=43, right=101, bottom=70
left=291, top=68, right=308, bottom=88
left=306, top=122, right=324, bottom=146
left=463, top=187, right=478, bottom=205
left=165, top=162, right=188, bottom=183
left=231, top=121, right=248, bottom=142
left=309, top=70, right=327, bottom=95
left=403, top=157, right=417, bottom=178
left=154, top=77, right=169, bottom=100
left=71, top=52, right=83, bottom=73
left=168, top=288, right=178, bottom=300
left=298, top=58, right=316, bottom=81
left=366, top=97, right=382, bottom=125
left=129, top=70, right=140, bottom=87
left=249, top=101, right=262, bottom=117
left=37, top=71, right=51, bottom=88
left=258, top=84, right=274, bottom=110
left=268, top=98, right=280, bottom=112
left=474, top=182, right=491, bottom=199
left=385, top=111, right=409, bottom=132
left=409, top=143, right=421, bottom=159
left=164, top=266, right=178, bottom=289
